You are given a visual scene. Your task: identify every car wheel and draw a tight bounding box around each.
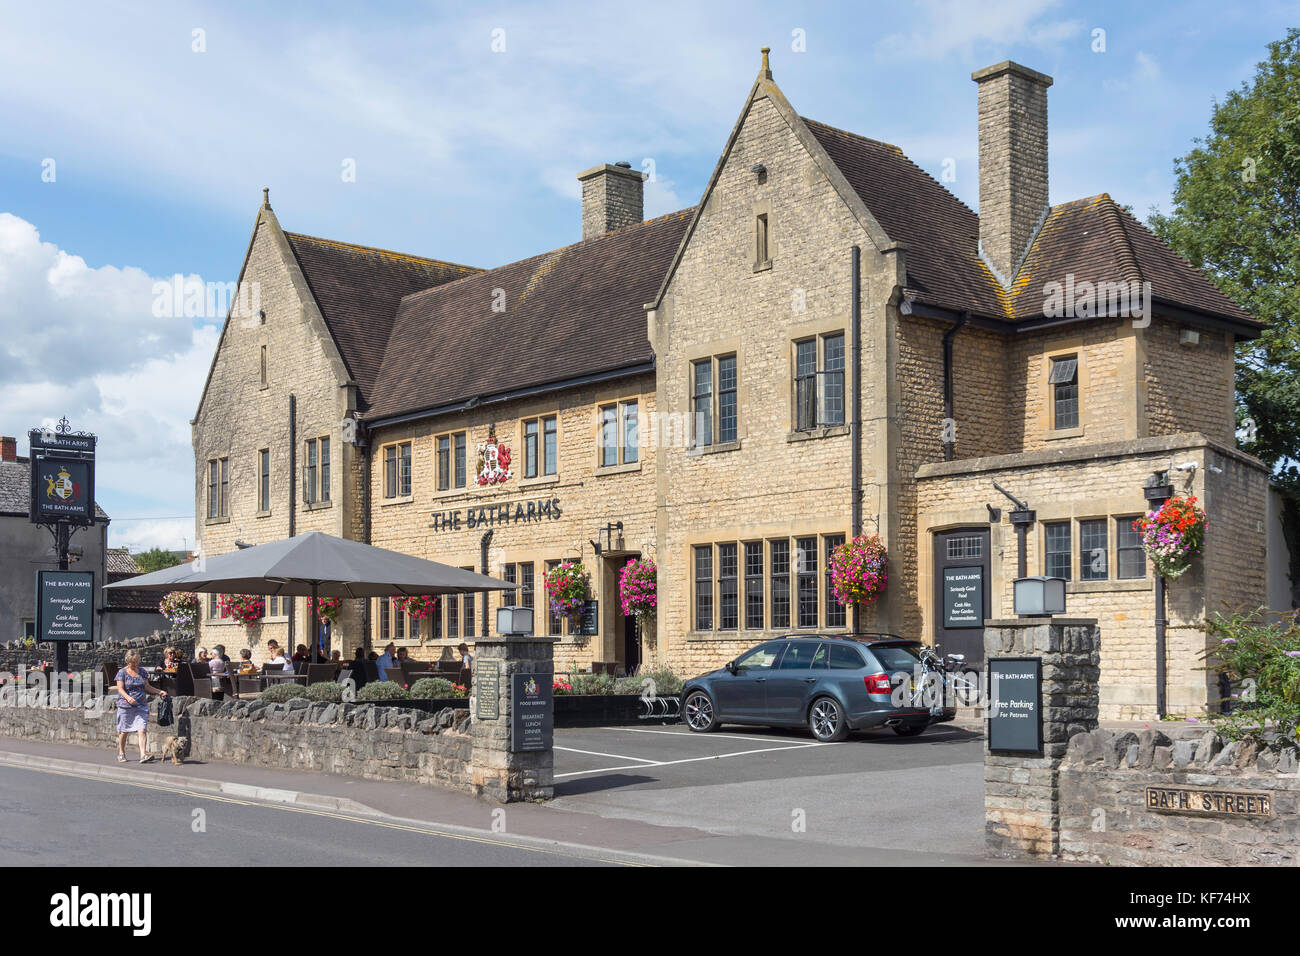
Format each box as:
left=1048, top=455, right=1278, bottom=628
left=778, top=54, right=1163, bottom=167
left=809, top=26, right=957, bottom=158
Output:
left=808, top=696, right=849, bottom=742
left=893, top=723, right=927, bottom=737
left=683, top=691, right=719, bottom=732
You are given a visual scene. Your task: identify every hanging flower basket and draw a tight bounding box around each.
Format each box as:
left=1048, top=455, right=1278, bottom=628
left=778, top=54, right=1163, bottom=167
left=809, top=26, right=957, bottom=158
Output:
left=619, top=558, right=657, bottom=629
left=307, top=596, right=341, bottom=623
left=217, top=593, right=265, bottom=628
left=544, top=561, right=590, bottom=623
left=392, top=595, right=440, bottom=619
left=829, top=534, right=888, bottom=608
left=158, top=592, right=200, bottom=633
left=1133, top=495, right=1207, bottom=579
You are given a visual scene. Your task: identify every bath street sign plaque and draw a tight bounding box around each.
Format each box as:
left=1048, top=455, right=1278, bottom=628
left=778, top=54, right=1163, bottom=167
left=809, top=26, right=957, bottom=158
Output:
left=987, top=657, right=1043, bottom=756
left=1145, top=786, right=1274, bottom=817
left=36, top=570, right=95, bottom=642
left=509, top=672, right=553, bottom=753
left=476, top=661, right=500, bottom=720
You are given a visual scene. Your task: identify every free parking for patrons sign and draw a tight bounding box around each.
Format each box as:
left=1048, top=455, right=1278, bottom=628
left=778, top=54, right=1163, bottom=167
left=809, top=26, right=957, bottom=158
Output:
left=987, top=657, right=1042, bottom=755
left=36, top=570, right=95, bottom=642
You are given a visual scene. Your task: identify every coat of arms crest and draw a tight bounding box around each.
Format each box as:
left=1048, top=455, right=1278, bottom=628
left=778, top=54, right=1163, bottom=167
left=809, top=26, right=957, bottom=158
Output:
left=45, top=466, right=80, bottom=502
left=476, top=425, right=513, bottom=486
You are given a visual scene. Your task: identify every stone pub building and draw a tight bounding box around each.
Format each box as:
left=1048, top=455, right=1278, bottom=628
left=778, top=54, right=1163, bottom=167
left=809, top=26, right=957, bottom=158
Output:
left=194, top=53, right=1280, bottom=718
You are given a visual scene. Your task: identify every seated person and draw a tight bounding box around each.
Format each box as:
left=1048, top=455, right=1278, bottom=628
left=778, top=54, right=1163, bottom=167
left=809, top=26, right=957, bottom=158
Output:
left=291, top=644, right=310, bottom=663
left=159, top=647, right=181, bottom=673
left=237, top=649, right=258, bottom=675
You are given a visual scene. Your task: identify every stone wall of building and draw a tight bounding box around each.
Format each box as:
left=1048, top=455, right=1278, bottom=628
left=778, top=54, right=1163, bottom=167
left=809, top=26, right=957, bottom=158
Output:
left=1059, top=727, right=1300, bottom=865
left=652, top=88, right=901, bottom=674
left=367, top=372, right=657, bottom=674
left=1142, top=318, right=1236, bottom=446
left=918, top=434, right=1269, bottom=718
left=192, top=207, right=360, bottom=663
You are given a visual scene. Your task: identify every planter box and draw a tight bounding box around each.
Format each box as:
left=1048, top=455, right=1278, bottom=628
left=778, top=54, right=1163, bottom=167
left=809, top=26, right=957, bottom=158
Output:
left=364, top=698, right=468, bottom=714
left=554, top=694, right=681, bottom=727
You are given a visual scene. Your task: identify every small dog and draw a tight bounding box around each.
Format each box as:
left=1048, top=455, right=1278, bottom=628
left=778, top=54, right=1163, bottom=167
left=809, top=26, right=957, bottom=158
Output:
left=161, top=736, right=191, bottom=765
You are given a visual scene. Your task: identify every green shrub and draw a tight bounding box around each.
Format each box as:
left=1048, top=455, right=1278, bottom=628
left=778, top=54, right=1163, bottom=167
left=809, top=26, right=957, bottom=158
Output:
left=409, top=677, right=455, bottom=699
left=570, top=672, right=617, bottom=695
left=614, top=665, right=683, bottom=697
left=1205, top=607, right=1300, bottom=741
left=357, top=680, right=411, bottom=701
left=260, top=683, right=309, bottom=703
left=305, top=681, right=344, bottom=702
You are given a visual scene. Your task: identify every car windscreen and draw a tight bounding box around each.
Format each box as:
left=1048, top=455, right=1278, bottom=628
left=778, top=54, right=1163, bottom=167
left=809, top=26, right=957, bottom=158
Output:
left=867, top=644, right=924, bottom=675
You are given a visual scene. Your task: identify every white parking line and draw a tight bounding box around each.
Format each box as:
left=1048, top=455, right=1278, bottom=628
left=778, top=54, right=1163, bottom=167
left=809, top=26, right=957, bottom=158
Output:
left=553, top=746, right=660, bottom=764
left=555, top=741, right=839, bottom=779
left=614, top=727, right=809, bottom=743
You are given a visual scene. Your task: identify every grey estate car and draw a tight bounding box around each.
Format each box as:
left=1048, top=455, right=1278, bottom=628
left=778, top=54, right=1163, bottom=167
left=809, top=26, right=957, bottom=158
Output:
left=681, top=634, right=957, bottom=742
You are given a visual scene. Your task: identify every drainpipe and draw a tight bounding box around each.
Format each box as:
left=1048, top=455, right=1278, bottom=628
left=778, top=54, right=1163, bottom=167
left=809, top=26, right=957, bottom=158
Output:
left=848, top=247, right=863, bottom=634
left=360, top=424, right=372, bottom=649
left=480, top=529, right=494, bottom=636
left=942, top=312, right=968, bottom=461
left=1144, top=476, right=1174, bottom=718
left=288, top=394, right=296, bottom=650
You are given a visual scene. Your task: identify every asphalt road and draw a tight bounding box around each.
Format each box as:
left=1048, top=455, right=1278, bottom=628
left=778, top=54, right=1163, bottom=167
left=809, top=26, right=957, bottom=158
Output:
left=0, top=763, right=615, bottom=867
left=551, top=721, right=987, bottom=861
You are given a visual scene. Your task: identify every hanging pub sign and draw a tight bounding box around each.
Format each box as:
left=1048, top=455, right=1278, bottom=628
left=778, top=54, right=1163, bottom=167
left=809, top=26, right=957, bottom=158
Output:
left=28, top=427, right=97, bottom=526
left=36, top=570, right=96, bottom=642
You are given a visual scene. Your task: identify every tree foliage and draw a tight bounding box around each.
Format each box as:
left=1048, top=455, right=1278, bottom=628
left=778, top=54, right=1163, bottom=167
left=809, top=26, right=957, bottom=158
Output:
left=135, top=546, right=182, bottom=574
left=1149, top=28, right=1300, bottom=484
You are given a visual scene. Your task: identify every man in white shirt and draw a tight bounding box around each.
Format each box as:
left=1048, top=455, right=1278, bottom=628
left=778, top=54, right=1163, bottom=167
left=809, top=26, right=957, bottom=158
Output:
left=376, top=643, right=398, bottom=681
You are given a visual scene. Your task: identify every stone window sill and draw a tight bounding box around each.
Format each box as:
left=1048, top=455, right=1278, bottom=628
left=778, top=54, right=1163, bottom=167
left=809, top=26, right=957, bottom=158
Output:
left=380, top=496, right=414, bottom=507
left=520, top=473, right=562, bottom=487
left=430, top=485, right=470, bottom=500
left=753, top=260, right=773, bottom=273
left=304, top=500, right=333, bottom=511
left=686, top=440, right=741, bottom=458
left=1067, top=579, right=1150, bottom=594
left=1045, top=426, right=1085, bottom=441
left=788, top=425, right=849, bottom=442
left=594, top=460, right=641, bottom=477
left=255, top=509, right=273, bottom=519
left=204, top=516, right=230, bottom=526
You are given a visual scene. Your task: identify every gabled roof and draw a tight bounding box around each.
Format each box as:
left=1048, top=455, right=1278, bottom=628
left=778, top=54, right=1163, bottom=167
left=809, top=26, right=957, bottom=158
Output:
left=804, top=118, right=1004, bottom=319
left=284, top=234, right=482, bottom=403
left=106, top=548, right=141, bottom=577
left=806, top=119, right=1261, bottom=335
left=0, top=459, right=108, bottom=519
left=362, top=210, right=694, bottom=422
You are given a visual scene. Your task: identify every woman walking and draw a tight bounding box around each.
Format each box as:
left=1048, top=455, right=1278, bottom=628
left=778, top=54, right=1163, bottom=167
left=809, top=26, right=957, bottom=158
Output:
left=115, top=650, right=167, bottom=764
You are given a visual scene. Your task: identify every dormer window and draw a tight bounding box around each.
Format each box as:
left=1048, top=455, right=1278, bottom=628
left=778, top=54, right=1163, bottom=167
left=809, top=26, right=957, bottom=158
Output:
left=1049, top=355, right=1078, bottom=430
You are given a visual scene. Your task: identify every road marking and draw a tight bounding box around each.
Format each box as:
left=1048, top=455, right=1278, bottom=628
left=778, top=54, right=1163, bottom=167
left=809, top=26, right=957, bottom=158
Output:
left=0, top=760, right=666, bottom=865
left=613, top=728, right=813, bottom=743
left=555, top=741, right=838, bottom=779
left=554, top=746, right=660, bottom=764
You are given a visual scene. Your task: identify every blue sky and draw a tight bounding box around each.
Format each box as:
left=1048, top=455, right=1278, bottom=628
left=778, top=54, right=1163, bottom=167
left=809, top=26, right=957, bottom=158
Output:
left=1, top=0, right=1296, bottom=552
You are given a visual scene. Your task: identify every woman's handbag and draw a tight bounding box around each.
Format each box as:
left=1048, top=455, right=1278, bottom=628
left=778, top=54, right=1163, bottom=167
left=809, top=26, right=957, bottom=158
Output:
left=156, top=693, right=174, bottom=727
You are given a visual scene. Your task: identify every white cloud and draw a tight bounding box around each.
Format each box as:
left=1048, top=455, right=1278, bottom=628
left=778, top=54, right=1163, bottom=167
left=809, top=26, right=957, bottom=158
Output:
left=873, top=0, right=1084, bottom=61
left=0, top=213, right=214, bottom=552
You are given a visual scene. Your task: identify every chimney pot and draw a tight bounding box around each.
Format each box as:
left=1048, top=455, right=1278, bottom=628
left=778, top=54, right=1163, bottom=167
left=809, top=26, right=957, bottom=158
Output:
left=0, top=437, right=16, bottom=462
left=577, top=163, right=647, bottom=240
left=972, top=60, right=1053, bottom=286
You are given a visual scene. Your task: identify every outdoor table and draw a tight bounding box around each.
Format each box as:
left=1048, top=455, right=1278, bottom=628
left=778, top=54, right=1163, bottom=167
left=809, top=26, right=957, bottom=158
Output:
left=262, top=672, right=307, bottom=687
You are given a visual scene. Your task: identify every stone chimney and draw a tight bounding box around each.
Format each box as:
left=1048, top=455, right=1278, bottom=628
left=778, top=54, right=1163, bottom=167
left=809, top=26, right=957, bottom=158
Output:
left=577, top=162, right=647, bottom=240
left=0, top=437, right=15, bottom=462
left=972, top=61, right=1053, bottom=285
